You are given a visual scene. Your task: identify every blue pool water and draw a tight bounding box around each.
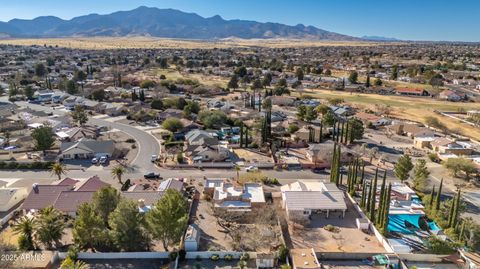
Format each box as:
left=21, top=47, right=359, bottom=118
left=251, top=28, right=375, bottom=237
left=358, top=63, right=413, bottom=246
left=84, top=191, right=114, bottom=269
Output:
left=428, top=221, right=441, bottom=231
left=388, top=214, right=441, bottom=234
left=388, top=214, right=422, bottom=234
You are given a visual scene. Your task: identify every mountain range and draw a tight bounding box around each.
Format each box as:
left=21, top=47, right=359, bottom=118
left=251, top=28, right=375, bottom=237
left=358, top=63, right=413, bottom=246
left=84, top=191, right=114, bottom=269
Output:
left=0, top=6, right=362, bottom=41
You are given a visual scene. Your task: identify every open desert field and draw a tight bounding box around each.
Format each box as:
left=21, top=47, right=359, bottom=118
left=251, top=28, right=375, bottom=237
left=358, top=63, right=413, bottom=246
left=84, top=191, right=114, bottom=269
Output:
left=0, top=37, right=397, bottom=50
left=298, top=89, right=480, bottom=141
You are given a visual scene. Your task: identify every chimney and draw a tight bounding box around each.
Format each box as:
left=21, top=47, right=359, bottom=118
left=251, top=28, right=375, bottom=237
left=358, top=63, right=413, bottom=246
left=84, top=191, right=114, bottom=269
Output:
left=32, top=183, right=39, bottom=194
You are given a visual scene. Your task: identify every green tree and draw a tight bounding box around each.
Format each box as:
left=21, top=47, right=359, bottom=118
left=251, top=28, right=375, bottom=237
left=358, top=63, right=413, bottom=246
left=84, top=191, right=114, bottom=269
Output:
left=109, top=199, right=151, bottom=251
left=35, top=206, right=65, bottom=249
left=390, top=65, right=398, bottom=80
left=150, top=99, right=163, bottom=110
left=347, top=118, right=364, bottom=143
left=443, top=158, right=477, bottom=179
left=394, top=154, right=414, bottom=182
left=304, top=106, right=318, bottom=122
left=183, top=101, right=200, bottom=118
left=198, top=110, right=228, bottom=129
left=251, top=79, right=263, bottom=90
left=70, top=105, right=88, bottom=126
left=91, top=89, right=106, bottom=101
left=65, top=80, right=77, bottom=94
left=413, top=159, right=430, bottom=191
left=365, top=74, right=371, bottom=88
left=92, top=187, right=120, bottom=224
left=73, top=202, right=110, bottom=251
left=35, top=63, right=46, bottom=77
left=348, top=71, right=358, bottom=84
left=74, top=70, right=86, bottom=82
left=228, top=74, right=239, bottom=90
left=24, top=86, right=35, bottom=100
left=12, top=216, right=35, bottom=250
left=111, top=165, right=126, bottom=184
left=31, top=126, right=55, bottom=153
left=288, top=124, right=299, bottom=134
left=162, top=117, right=184, bottom=132
left=322, top=110, right=336, bottom=127
left=434, top=178, right=443, bottom=213
left=296, top=68, right=304, bottom=81
left=50, top=162, right=67, bottom=181
left=374, top=78, right=383, bottom=86
left=146, top=189, right=189, bottom=251
left=140, top=80, right=155, bottom=89
left=315, top=104, right=331, bottom=116
left=296, top=105, right=307, bottom=121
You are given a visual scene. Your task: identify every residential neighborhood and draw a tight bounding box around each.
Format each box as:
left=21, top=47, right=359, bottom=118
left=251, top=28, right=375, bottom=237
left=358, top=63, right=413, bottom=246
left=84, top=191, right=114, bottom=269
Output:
left=0, top=3, right=480, bottom=269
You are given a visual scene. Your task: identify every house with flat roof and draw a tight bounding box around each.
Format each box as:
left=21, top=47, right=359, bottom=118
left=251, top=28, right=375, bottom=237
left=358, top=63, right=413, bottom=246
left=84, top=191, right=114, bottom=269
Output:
left=281, top=180, right=347, bottom=221
left=431, top=137, right=473, bottom=156
left=290, top=248, right=321, bottom=269
left=211, top=180, right=265, bottom=212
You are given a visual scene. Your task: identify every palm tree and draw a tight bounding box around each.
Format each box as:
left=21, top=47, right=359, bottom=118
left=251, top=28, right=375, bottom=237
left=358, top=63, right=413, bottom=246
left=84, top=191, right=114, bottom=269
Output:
left=50, top=162, right=67, bottom=181
left=111, top=165, right=126, bottom=184
left=234, top=165, right=241, bottom=181
left=12, top=216, right=35, bottom=250
left=35, top=206, right=65, bottom=250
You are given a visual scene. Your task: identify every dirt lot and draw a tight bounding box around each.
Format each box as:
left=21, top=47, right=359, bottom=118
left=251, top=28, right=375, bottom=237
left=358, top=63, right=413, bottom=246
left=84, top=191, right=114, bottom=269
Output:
left=289, top=198, right=385, bottom=253
left=192, top=183, right=282, bottom=252
left=234, top=149, right=273, bottom=163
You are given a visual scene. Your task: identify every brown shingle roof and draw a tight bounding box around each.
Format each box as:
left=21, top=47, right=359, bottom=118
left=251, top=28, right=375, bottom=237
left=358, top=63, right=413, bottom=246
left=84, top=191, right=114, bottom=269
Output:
left=22, top=185, right=72, bottom=210
left=74, top=176, right=110, bottom=191
left=121, top=191, right=164, bottom=206
left=53, top=191, right=95, bottom=213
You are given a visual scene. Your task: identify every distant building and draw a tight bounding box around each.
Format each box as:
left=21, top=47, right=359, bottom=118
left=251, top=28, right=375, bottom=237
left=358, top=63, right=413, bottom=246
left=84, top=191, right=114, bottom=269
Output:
left=395, top=88, right=430, bottom=96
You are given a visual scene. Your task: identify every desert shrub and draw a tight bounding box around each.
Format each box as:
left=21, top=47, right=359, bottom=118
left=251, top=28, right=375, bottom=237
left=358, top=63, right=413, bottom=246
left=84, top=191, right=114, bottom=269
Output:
left=324, top=224, right=340, bottom=233
left=224, top=254, right=233, bottom=261
left=210, top=254, right=220, bottom=261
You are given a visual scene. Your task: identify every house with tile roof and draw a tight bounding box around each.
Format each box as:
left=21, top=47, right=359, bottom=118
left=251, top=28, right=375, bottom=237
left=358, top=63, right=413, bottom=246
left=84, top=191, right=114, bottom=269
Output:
left=22, top=176, right=110, bottom=216
left=59, top=138, right=115, bottom=159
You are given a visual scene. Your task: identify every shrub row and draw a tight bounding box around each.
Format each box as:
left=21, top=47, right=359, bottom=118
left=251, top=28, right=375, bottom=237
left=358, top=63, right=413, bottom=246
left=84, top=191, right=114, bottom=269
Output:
left=0, top=161, right=55, bottom=170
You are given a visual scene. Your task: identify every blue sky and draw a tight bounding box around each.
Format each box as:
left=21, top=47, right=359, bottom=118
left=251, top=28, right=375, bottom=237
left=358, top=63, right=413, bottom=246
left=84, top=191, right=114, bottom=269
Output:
left=1, top=0, right=479, bottom=42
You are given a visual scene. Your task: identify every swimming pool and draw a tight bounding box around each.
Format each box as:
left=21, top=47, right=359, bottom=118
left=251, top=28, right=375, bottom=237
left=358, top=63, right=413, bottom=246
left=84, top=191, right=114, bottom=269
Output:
left=388, top=214, right=441, bottom=234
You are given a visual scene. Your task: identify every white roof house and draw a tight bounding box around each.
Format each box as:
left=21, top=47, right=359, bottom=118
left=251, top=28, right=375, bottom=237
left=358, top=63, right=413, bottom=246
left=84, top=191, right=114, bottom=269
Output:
left=0, top=187, right=28, bottom=212
left=281, top=180, right=347, bottom=220
left=212, top=181, right=265, bottom=211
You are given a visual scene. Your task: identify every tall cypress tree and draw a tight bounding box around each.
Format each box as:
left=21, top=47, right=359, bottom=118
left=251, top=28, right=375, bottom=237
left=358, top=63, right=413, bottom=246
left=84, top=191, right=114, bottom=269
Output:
left=435, top=178, right=443, bottom=213
left=360, top=160, right=365, bottom=185
left=360, top=181, right=367, bottom=209
left=449, top=190, right=461, bottom=228
left=369, top=168, right=378, bottom=222
left=319, top=120, right=323, bottom=143
left=377, top=170, right=387, bottom=225
left=381, top=183, right=392, bottom=234
left=429, top=185, right=436, bottom=210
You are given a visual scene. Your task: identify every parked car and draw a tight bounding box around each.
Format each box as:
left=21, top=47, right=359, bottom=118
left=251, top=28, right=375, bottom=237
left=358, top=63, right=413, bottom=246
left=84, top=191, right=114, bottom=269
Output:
left=151, top=155, right=158, bottom=163
left=144, top=172, right=161, bottom=179
left=245, top=166, right=258, bottom=172
left=91, top=157, right=98, bottom=164
left=99, top=156, right=108, bottom=165
left=311, top=167, right=327, bottom=174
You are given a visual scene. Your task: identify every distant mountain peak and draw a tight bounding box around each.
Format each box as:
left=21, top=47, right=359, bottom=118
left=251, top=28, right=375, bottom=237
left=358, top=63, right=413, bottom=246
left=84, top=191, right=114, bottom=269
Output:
left=0, top=6, right=359, bottom=40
